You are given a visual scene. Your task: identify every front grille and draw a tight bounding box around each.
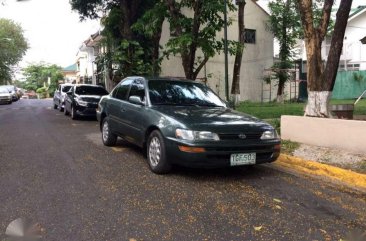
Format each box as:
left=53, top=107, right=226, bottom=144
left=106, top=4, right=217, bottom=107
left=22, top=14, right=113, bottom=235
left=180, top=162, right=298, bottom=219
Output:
left=218, top=133, right=262, bottom=140
left=205, top=145, right=273, bottom=152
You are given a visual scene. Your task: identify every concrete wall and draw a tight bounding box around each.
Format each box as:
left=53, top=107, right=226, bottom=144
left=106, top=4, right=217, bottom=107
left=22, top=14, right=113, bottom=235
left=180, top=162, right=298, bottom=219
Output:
left=281, top=115, right=366, bottom=155
left=160, top=0, right=274, bottom=101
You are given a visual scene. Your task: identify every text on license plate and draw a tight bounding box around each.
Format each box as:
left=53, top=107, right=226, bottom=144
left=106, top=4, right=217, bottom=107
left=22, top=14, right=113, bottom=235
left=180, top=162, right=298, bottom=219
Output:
left=230, top=153, right=256, bottom=166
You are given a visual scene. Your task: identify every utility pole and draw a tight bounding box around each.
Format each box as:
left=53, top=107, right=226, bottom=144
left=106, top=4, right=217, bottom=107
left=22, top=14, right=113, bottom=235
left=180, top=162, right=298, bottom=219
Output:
left=224, top=0, right=229, bottom=101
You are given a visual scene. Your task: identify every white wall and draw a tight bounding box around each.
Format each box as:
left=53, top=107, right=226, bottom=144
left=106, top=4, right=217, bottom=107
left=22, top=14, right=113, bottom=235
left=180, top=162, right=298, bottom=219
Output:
left=160, top=0, right=274, bottom=101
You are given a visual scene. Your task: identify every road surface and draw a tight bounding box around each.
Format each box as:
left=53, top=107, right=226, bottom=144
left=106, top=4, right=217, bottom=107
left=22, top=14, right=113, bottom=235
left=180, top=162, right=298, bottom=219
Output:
left=0, top=99, right=365, bottom=241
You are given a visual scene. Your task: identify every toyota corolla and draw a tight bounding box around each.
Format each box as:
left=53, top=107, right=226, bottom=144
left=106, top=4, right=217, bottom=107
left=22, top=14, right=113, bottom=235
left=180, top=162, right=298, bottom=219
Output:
left=97, top=77, right=280, bottom=174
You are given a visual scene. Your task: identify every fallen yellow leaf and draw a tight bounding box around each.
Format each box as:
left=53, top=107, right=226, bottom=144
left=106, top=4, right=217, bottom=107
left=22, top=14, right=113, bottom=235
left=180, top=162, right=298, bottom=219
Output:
left=254, top=226, right=263, bottom=231
left=273, top=198, right=282, bottom=203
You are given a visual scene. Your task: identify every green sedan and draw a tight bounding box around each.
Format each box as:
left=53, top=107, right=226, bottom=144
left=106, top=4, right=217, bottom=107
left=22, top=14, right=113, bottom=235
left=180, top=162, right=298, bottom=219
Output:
left=96, top=77, right=281, bottom=174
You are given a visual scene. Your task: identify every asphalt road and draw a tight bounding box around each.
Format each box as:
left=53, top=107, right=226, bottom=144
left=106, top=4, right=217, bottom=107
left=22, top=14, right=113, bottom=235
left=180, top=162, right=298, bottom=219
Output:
left=0, top=99, right=365, bottom=241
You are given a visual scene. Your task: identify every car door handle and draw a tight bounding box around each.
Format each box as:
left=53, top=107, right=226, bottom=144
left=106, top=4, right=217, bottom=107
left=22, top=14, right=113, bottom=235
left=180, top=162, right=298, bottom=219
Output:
left=121, top=108, right=126, bottom=112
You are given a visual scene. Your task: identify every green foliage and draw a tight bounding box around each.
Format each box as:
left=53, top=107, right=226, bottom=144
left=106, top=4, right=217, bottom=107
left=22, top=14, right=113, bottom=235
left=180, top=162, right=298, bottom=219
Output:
left=353, top=72, right=365, bottom=83
left=0, top=18, right=28, bottom=85
left=36, top=86, right=47, bottom=93
left=112, top=40, right=154, bottom=77
left=162, top=0, right=237, bottom=79
left=237, top=99, right=366, bottom=119
left=22, top=63, right=64, bottom=95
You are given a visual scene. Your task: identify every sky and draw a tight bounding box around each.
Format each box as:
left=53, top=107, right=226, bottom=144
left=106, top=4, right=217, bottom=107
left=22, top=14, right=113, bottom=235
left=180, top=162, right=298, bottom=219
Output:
left=0, top=0, right=100, bottom=70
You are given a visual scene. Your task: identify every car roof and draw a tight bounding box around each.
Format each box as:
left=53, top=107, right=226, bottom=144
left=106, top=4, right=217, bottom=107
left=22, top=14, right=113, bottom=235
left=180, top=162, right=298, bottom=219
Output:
left=133, top=76, right=196, bottom=83
left=74, top=84, right=105, bottom=87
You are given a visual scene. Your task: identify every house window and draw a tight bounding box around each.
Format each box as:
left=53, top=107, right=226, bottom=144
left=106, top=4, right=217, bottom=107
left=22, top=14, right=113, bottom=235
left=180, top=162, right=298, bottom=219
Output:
left=244, top=29, right=256, bottom=44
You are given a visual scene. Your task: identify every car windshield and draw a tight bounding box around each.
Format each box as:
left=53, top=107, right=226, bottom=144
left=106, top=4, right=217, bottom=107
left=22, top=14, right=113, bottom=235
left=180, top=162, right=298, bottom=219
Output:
left=62, top=85, right=72, bottom=92
left=75, top=86, right=108, bottom=96
left=148, top=80, right=226, bottom=107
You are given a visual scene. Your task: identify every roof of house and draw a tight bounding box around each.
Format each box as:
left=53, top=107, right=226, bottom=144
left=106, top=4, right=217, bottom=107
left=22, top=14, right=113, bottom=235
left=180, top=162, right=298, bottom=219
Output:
left=63, top=64, right=77, bottom=72
left=348, top=5, right=366, bottom=21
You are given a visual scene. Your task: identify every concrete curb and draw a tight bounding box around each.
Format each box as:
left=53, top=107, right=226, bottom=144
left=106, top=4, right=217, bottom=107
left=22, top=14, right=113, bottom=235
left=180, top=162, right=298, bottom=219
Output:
left=274, top=154, right=366, bottom=191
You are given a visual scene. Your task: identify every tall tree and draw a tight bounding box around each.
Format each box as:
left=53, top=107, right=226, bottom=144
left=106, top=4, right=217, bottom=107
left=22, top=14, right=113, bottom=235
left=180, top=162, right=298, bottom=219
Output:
left=297, top=0, right=353, bottom=117
left=0, top=18, right=28, bottom=85
left=267, top=0, right=301, bottom=102
left=231, top=0, right=246, bottom=101
left=163, top=0, right=235, bottom=80
left=70, top=0, right=164, bottom=82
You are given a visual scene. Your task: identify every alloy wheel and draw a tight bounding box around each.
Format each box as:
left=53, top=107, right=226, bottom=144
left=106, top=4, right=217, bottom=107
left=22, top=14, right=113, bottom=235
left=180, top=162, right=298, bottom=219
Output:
left=149, top=137, right=161, bottom=167
left=102, top=121, right=109, bottom=143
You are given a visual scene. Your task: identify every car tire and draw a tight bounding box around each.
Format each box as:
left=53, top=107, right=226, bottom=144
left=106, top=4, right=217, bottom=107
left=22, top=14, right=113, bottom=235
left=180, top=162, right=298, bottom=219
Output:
left=101, top=117, right=117, bottom=146
left=147, top=130, right=171, bottom=174
left=64, top=105, right=69, bottom=115
left=53, top=103, right=57, bottom=109
left=71, top=106, right=78, bottom=120
left=59, top=101, right=63, bottom=112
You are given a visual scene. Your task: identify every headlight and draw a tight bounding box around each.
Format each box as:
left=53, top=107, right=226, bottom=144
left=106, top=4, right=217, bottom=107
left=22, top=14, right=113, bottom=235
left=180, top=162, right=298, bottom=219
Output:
left=260, top=130, right=279, bottom=140
left=175, top=129, right=219, bottom=141
left=76, top=98, right=88, bottom=107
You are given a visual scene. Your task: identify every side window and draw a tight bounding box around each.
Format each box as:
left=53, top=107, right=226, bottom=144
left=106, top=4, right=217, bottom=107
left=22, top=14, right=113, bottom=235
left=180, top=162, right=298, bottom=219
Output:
left=128, top=79, right=145, bottom=101
left=113, top=79, right=133, bottom=101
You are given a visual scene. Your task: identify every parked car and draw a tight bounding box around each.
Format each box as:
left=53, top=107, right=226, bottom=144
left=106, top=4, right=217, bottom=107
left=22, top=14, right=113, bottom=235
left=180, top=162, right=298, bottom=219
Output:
left=3, top=85, right=18, bottom=101
left=96, top=77, right=281, bottom=174
left=64, top=84, right=109, bottom=119
left=53, top=84, right=73, bottom=111
left=0, top=86, right=12, bottom=104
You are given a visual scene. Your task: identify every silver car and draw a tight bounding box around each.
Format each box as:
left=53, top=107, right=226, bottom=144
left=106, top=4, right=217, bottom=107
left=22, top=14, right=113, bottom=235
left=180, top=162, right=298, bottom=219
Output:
left=0, top=86, right=12, bottom=104
left=53, top=84, right=73, bottom=111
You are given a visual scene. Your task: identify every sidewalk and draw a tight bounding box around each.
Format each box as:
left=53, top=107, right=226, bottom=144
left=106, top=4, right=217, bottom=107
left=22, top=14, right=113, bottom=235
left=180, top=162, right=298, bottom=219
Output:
left=274, top=143, right=366, bottom=192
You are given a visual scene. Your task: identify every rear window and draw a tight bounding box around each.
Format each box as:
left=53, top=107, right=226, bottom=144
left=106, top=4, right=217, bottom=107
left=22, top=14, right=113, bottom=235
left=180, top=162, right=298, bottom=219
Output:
left=62, top=85, right=72, bottom=92
left=75, top=86, right=108, bottom=96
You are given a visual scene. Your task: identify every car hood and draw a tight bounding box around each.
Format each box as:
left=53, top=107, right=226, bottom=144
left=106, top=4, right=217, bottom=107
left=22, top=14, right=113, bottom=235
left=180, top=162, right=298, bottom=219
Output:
left=152, top=106, right=272, bottom=132
left=0, top=93, right=11, bottom=97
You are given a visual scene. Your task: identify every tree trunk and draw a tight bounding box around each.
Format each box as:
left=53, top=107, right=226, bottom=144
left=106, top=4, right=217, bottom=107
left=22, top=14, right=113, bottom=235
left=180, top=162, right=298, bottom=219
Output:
left=231, top=0, right=246, bottom=99
left=298, top=0, right=345, bottom=117
left=276, top=0, right=291, bottom=102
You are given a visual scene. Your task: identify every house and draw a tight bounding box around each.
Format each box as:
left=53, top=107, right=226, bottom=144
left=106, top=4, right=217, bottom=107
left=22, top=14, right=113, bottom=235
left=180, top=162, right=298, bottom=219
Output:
left=300, top=5, right=366, bottom=72
left=80, top=1, right=274, bottom=100
left=76, top=32, right=102, bottom=85
left=62, top=64, right=77, bottom=83
left=159, top=0, right=274, bottom=101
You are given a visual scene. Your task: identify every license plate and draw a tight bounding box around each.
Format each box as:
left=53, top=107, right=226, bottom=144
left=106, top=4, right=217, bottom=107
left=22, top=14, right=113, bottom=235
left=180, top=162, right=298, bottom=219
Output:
left=230, top=153, right=256, bottom=166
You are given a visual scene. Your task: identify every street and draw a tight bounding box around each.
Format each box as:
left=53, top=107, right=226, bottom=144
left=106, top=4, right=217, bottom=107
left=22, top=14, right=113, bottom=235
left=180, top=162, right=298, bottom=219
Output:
left=0, top=99, right=365, bottom=241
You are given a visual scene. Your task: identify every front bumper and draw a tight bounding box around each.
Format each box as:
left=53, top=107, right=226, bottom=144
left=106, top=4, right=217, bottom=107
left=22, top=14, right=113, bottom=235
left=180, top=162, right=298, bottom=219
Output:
left=165, top=138, right=280, bottom=168
left=75, top=104, right=98, bottom=117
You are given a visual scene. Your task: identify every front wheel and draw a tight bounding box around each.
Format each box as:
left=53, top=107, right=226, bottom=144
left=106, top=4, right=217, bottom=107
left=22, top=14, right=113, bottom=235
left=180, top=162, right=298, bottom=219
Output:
left=147, top=130, right=171, bottom=174
left=53, top=103, right=57, bottom=109
left=64, top=105, right=69, bottom=115
left=59, top=101, right=64, bottom=112
left=71, top=106, right=78, bottom=120
left=101, top=117, right=117, bottom=146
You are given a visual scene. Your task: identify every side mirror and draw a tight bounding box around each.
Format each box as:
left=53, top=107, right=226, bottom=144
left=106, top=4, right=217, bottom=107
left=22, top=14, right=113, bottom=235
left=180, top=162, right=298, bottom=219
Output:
left=66, top=91, right=72, bottom=96
left=129, top=96, right=145, bottom=106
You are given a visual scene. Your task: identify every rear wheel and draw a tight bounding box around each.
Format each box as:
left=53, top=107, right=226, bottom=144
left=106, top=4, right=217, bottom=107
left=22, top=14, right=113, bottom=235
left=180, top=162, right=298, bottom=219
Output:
left=147, top=130, right=171, bottom=174
left=102, top=117, right=117, bottom=146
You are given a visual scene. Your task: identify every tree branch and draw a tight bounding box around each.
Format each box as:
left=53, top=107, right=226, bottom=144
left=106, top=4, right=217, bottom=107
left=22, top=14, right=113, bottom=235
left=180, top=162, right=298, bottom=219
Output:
left=318, top=0, right=334, bottom=39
